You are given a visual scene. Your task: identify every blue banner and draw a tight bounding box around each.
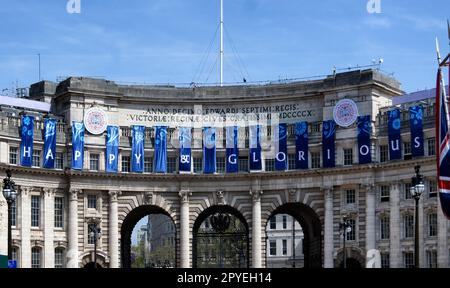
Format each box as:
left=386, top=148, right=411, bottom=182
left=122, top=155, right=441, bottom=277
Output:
left=131, top=125, right=145, bottom=173
left=179, top=127, right=192, bottom=173
left=275, top=123, right=287, bottom=171
left=249, top=125, right=262, bottom=171
left=43, top=118, right=56, bottom=169
left=322, top=120, right=336, bottom=168
left=20, top=115, right=34, bottom=167
left=409, top=106, right=424, bottom=157
left=388, top=109, right=402, bottom=160
left=106, top=126, right=119, bottom=172
left=295, top=122, right=308, bottom=169
left=226, top=126, right=239, bottom=173
left=203, top=127, right=216, bottom=174
left=357, top=116, right=372, bottom=164
left=154, top=126, right=167, bottom=173
left=71, top=122, right=84, bottom=170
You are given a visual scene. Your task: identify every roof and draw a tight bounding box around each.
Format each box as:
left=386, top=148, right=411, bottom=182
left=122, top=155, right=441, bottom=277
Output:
left=393, top=85, right=449, bottom=105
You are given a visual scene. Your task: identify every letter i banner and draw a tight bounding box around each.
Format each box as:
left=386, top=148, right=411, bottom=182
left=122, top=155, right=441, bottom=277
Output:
left=357, top=116, right=372, bottom=164
left=179, top=127, right=192, bottom=173
left=409, top=106, right=424, bottom=157
left=43, top=118, right=57, bottom=169
left=106, top=126, right=119, bottom=172
left=388, top=109, right=402, bottom=160
left=295, top=122, right=308, bottom=169
left=322, top=120, right=336, bottom=168
left=226, top=126, right=239, bottom=173
left=154, top=126, right=167, bottom=173
left=275, top=123, right=287, bottom=171
left=132, top=125, right=145, bottom=173
left=249, top=125, right=262, bottom=171
left=20, top=115, right=34, bottom=167
left=71, top=122, right=84, bottom=170
left=203, top=127, right=216, bottom=174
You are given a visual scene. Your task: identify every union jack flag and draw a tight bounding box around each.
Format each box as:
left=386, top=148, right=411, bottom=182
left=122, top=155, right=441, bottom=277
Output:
left=436, top=67, right=450, bottom=219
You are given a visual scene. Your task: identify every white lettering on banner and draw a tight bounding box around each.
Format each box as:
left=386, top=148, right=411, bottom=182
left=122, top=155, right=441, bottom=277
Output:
left=276, top=152, right=286, bottom=162
left=45, top=149, right=54, bottom=160
left=414, top=137, right=421, bottom=148
left=327, top=149, right=331, bottom=160
left=23, top=147, right=31, bottom=157
left=228, top=154, right=237, bottom=165
left=252, top=152, right=259, bottom=162
left=390, top=140, right=400, bottom=151
left=360, top=145, right=370, bottom=156
left=134, top=154, right=142, bottom=163
left=109, top=154, right=116, bottom=164
left=74, top=151, right=81, bottom=161
left=298, top=151, right=305, bottom=161
left=180, top=155, right=190, bottom=164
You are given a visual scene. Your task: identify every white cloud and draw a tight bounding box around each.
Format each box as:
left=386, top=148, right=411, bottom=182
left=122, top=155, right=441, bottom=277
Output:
left=363, top=17, right=392, bottom=28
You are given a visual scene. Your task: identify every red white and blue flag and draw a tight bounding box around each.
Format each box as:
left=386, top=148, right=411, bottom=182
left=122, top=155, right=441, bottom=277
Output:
left=436, top=67, right=450, bottom=218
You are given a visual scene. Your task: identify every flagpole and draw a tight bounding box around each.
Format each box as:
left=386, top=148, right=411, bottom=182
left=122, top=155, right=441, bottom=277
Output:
left=220, top=0, right=224, bottom=87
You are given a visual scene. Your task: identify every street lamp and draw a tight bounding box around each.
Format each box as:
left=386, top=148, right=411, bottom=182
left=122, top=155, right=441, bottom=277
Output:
left=339, top=217, right=352, bottom=269
left=89, top=218, right=102, bottom=268
left=2, top=169, right=17, bottom=263
left=410, top=165, right=425, bottom=268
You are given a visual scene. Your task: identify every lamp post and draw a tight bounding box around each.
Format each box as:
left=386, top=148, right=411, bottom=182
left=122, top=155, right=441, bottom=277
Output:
left=339, top=217, right=352, bottom=268
left=410, top=165, right=425, bottom=268
left=2, top=169, right=17, bottom=263
left=89, top=218, right=102, bottom=268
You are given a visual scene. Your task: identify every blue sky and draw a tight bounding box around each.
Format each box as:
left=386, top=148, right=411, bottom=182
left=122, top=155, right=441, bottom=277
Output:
left=0, top=0, right=448, bottom=94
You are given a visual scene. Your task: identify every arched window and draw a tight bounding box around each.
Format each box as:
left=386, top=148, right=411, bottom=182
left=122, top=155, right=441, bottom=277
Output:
left=55, top=248, right=65, bottom=268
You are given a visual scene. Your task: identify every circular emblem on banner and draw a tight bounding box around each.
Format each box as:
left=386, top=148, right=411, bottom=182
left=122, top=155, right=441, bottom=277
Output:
left=84, top=107, right=108, bottom=135
left=333, top=99, right=359, bottom=128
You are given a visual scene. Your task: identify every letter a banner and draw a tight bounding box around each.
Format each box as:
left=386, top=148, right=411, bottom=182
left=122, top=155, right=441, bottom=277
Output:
left=357, top=116, right=372, bottom=164
left=249, top=125, right=262, bottom=171
left=71, top=122, right=84, bottom=170
left=226, top=126, right=239, bottom=173
left=388, top=109, right=402, bottom=160
left=322, top=120, right=336, bottom=168
left=132, top=125, right=145, bottom=173
left=154, top=126, right=167, bottom=173
left=203, top=127, right=216, bottom=174
left=179, top=127, right=192, bottom=173
left=20, top=115, right=34, bottom=167
left=43, top=118, right=57, bottom=169
left=106, top=126, right=119, bottom=172
left=409, top=106, right=424, bottom=157
left=295, top=122, right=308, bottom=169
left=275, top=123, right=287, bottom=171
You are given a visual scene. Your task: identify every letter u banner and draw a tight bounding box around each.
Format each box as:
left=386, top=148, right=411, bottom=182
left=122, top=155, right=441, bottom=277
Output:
left=106, top=126, right=119, bottom=172
left=322, top=120, right=336, bottom=168
left=409, top=106, right=424, bottom=157
left=132, top=125, right=145, bottom=173
left=249, top=125, right=262, bottom=171
left=71, top=122, right=84, bottom=170
left=43, top=118, right=57, bottom=169
left=226, top=126, right=239, bottom=173
left=203, top=127, right=216, bottom=174
left=388, top=109, right=402, bottom=160
left=154, top=126, right=167, bottom=173
left=20, top=115, right=34, bottom=167
left=275, top=123, right=287, bottom=171
left=295, top=122, right=308, bottom=169
left=179, top=127, right=192, bottom=173
left=357, top=116, right=372, bottom=164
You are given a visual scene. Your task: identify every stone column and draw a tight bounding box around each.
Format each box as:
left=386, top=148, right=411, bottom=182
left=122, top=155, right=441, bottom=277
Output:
left=324, top=187, right=334, bottom=268
left=108, top=190, right=121, bottom=268
left=67, top=189, right=80, bottom=268
left=437, top=203, right=449, bottom=267
left=389, top=183, right=401, bottom=268
left=20, top=186, right=32, bottom=268
left=179, top=190, right=191, bottom=268
left=250, top=190, right=263, bottom=268
left=365, top=184, right=376, bottom=255
left=43, top=188, right=55, bottom=268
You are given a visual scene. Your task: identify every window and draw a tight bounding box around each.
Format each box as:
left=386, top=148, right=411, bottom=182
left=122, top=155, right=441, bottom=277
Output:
left=194, top=158, right=202, bottom=173
left=121, top=156, right=130, bottom=172
left=282, top=215, right=287, bottom=229
left=144, top=157, right=153, bottom=173
left=426, top=250, right=438, bottom=268
left=428, top=213, right=437, bottom=237
left=380, top=186, right=390, bottom=202
left=167, top=157, right=177, bottom=173
left=380, top=216, right=390, bottom=240
left=217, top=157, right=225, bottom=173
left=10, top=199, right=16, bottom=227
left=55, top=248, right=65, bottom=268
left=403, top=142, right=411, bottom=156
left=269, top=241, right=277, bottom=256
left=379, top=145, right=388, bottom=163
left=31, top=247, right=41, bottom=268
left=9, top=147, right=18, bottom=165
left=428, top=180, right=437, bottom=198
left=345, top=189, right=356, bottom=205
left=32, top=150, right=41, bottom=167
left=88, top=223, right=96, bottom=244
left=381, top=253, right=389, bottom=268
left=288, top=154, right=296, bottom=170
left=54, top=197, right=64, bottom=228
left=90, top=153, right=99, bottom=171
left=269, top=217, right=276, bottom=230
left=427, top=138, right=436, bottom=156
left=404, top=183, right=412, bottom=200
left=346, top=219, right=356, bottom=241
left=265, top=159, right=275, bottom=171
left=12, top=247, right=19, bottom=267
left=403, top=214, right=414, bottom=238
left=31, top=195, right=40, bottom=227
left=311, top=152, right=320, bottom=169
left=239, top=157, right=248, bottom=172
left=87, top=195, right=97, bottom=209
left=343, top=149, right=353, bottom=166
left=403, top=252, right=414, bottom=268
left=282, top=239, right=287, bottom=256
left=55, top=152, right=64, bottom=169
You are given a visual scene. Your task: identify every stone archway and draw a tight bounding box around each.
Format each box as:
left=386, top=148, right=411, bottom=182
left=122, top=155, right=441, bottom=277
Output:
left=120, top=205, right=177, bottom=268
left=335, top=247, right=365, bottom=268
left=192, top=205, right=250, bottom=268
left=266, top=203, right=322, bottom=268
